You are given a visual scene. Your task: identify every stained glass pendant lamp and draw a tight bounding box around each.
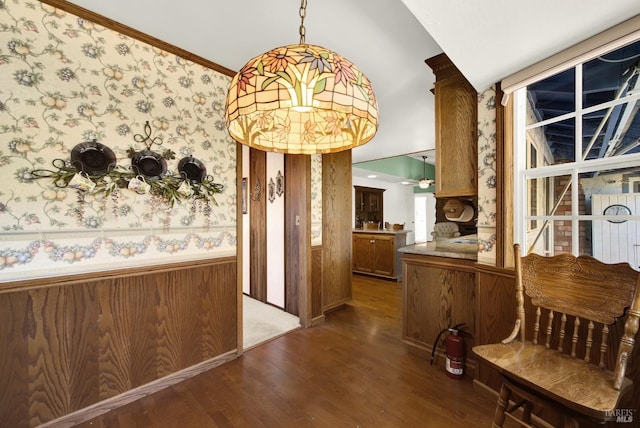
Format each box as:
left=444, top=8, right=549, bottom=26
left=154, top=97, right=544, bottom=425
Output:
left=225, top=0, right=379, bottom=154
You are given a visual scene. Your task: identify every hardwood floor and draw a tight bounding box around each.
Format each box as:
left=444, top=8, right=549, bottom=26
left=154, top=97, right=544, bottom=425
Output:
left=75, top=274, right=498, bottom=427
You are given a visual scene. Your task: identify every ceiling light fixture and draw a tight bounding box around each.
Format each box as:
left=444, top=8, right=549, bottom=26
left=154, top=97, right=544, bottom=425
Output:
left=224, top=0, right=379, bottom=154
left=419, top=155, right=434, bottom=189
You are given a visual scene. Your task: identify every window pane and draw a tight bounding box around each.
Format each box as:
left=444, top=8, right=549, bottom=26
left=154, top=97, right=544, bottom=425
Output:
left=579, top=220, right=593, bottom=257
left=525, top=174, right=572, bottom=255
left=526, top=219, right=575, bottom=256
left=527, top=68, right=575, bottom=124
left=582, top=104, right=640, bottom=160
left=582, top=39, right=640, bottom=109
left=526, top=118, right=575, bottom=166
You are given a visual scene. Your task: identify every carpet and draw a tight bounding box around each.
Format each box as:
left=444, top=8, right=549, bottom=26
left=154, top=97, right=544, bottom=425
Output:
left=243, top=295, right=301, bottom=350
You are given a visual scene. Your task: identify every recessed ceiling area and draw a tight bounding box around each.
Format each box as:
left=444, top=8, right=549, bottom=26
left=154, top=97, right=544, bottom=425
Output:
left=352, top=150, right=435, bottom=185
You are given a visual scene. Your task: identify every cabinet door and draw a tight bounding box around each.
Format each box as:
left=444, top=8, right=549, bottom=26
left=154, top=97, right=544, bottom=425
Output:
left=434, top=75, right=477, bottom=197
left=373, top=236, right=395, bottom=277
left=353, top=235, right=375, bottom=272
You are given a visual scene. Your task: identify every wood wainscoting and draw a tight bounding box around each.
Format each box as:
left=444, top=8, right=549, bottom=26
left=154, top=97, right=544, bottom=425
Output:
left=0, top=257, right=237, bottom=428
left=322, top=151, right=353, bottom=313
left=402, top=253, right=477, bottom=376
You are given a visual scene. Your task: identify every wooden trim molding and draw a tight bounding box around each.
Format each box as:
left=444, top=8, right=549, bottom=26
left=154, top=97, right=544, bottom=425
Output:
left=497, top=83, right=515, bottom=268
left=0, top=256, right=236, bottom=294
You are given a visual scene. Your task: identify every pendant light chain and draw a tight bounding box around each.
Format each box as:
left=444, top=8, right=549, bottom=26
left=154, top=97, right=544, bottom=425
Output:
left=299, top=0, right=307, bottom=44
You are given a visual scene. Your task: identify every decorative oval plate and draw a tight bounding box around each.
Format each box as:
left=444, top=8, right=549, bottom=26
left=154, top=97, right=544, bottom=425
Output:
left=70, top=141, right=116, bottom=176
left=178, top=156, right=207, bottom=183
left=131, top=150, right=167, bottom=179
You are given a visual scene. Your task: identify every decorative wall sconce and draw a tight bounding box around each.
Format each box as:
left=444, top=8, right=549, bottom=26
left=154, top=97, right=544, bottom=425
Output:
left=276, top=170, right=284, bottom=197
left=268, top=178, right=276, bottom=203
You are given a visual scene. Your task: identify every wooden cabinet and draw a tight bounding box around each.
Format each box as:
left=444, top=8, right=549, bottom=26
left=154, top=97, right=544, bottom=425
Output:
left=425, top=53, right=478, bottom=198
left=353, top=231, right=407, bottom=281
left=354, top=186, right=384, bottom=229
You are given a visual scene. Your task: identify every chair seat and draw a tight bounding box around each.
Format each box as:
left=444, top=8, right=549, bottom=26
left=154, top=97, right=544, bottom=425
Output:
left=473, top=341, right=633, bottom=420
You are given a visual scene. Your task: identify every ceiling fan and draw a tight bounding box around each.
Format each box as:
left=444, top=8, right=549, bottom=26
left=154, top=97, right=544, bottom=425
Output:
left=419, top=156, right=435, bottom=189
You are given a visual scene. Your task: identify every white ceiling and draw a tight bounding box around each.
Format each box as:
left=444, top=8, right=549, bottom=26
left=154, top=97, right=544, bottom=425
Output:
left=68, top=0, right=640, bottom=165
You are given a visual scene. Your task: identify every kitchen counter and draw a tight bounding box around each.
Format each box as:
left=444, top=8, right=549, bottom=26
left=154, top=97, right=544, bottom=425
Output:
left=398, top=241, right=477, bottom=261
left=353, top=229, right=410, bottom=234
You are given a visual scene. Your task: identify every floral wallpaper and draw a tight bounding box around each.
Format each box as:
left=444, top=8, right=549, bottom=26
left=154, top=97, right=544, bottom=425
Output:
left=477, top=86, right=497, bottom=265
left=0, top=0, right=237, bottom=281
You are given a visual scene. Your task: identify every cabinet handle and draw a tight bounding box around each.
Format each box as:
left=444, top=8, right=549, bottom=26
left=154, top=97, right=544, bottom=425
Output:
left=370, top=239, right=375, bottom=243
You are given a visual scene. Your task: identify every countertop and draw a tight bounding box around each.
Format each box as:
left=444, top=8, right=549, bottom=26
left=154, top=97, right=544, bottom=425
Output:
left=353, top=229, right=411, bottom=234
left=398, top=242, right=477, bottom=261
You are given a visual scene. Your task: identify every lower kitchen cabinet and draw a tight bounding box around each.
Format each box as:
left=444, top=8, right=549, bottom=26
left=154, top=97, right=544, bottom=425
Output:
left=352, top=231, right=408, bottom=281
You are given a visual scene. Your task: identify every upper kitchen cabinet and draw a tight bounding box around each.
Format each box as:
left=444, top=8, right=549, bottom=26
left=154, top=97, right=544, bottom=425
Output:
left=354, top=186, right=384, bottom=229
left=425, top=53, right=478, bottom=198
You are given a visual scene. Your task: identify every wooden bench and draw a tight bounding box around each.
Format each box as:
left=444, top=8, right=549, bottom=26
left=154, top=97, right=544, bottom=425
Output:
left=473, top=244, right=640, bottom=427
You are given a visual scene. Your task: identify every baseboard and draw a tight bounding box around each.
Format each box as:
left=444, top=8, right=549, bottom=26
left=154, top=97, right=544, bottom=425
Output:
left=311, top=314, right=326, bottom=326
left=40, top=350, right=238, bottom=428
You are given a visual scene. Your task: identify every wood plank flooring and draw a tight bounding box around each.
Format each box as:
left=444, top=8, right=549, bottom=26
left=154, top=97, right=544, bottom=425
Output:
left=75, top=274, right=498, bottom=427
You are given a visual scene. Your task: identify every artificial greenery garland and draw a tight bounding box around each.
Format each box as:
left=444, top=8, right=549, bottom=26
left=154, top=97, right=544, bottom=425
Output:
left=31, top=156, right=224, bottom=207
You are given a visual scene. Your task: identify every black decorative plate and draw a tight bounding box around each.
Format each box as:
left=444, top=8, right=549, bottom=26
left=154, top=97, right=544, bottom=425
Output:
left=178, top=156, right=207, bottom=183
left=131, top=150, right=167, bottom=179
left=70, top=141, right=116, bottom=176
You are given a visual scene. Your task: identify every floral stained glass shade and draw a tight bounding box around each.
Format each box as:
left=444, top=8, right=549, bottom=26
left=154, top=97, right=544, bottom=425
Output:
left=225, top=44, right=378, bottom=154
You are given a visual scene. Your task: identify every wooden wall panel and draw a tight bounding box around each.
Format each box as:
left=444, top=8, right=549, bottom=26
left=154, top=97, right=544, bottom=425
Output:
left=322, top=151, right=353, bottom=312
left=201, top=261, right=237, bottom=358
left=284, top=154, right=311, bottom=324
left=402, top=255, right=476, bottom=374
left=474, top=265, right=516, bottom=391
left=311, top=246, right=324, bottom=322
left=0, top=293, right=29, bottom=426
left=0, top=258, right=237, bottom=428
left=66, top=285, right=101, bottom=412
left=249, top=148, right=267, bottom=302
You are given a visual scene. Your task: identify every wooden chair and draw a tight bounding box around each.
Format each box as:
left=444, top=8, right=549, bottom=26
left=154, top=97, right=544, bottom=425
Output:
left=473, top=244, right=640, bottom=427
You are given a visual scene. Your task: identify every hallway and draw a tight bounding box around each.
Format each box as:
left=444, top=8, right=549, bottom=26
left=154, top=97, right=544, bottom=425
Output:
left=76, top=275, right=497, bottom=427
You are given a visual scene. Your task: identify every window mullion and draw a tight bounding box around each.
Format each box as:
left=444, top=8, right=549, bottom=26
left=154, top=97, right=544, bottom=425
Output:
left=572, top=65, right=583, bottom=256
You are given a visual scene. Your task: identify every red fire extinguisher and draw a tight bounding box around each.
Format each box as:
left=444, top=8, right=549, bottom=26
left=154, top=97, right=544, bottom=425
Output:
left=430, top=323, right=466, bottom=379
left=445, top=328, right=464, bottom=379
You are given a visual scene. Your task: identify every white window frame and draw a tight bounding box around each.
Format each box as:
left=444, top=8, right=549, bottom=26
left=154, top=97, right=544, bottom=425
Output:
left=513, top=63, right=640, bottom=256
